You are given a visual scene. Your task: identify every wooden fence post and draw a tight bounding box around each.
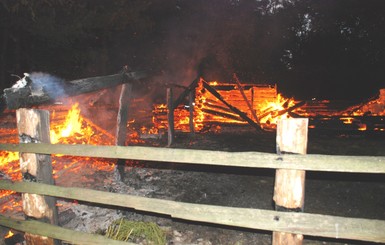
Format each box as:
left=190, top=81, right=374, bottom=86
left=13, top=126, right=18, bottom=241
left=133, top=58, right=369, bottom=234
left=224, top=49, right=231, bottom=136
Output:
left=167, top=87, right=175, bottom=147
left=189, top=90, right=195, bottom=134
left=273, top=118, right=308, bottom=245
left=16, top=108, right=59, bottom=245
left=115, top=83, right=133, bottom=180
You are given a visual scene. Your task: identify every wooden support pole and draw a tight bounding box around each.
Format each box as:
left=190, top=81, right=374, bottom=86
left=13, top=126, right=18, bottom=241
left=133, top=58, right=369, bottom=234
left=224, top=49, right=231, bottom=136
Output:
left=172, top=77, right=200, bottom=109
left=233, top=74, right=260, bottom=124
left=188, top=90, right=195, bottom=134
left=114, top=83, right=133, bottom=180
left=16, top=108, right=59, bottom=245
left=273, top=118, right=308, bottom=245
left=167, top=88, right=175, bottom=147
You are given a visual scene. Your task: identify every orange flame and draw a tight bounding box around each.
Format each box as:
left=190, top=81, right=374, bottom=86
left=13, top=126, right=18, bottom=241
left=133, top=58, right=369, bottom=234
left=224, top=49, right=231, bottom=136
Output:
left=152, top=80, right=298, bottom=132
left=4, top=230, right=14, bottom=239
left=258, top=93, right=296, bottom=127
left=0, top=103, right=116, bottom=203
left=50, top=103, right=93, bottom=144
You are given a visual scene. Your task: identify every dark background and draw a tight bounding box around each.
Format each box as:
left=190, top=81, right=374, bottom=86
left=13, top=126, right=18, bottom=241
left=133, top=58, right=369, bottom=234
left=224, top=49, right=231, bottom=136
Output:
left=1, top=0, right=385, bottom=101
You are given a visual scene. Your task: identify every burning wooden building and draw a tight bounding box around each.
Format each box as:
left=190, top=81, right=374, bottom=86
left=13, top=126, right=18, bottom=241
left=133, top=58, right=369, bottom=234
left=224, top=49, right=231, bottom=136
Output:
left=152, top=77, right=385, bottom=134
left=152, top=77, right=300, bottom=133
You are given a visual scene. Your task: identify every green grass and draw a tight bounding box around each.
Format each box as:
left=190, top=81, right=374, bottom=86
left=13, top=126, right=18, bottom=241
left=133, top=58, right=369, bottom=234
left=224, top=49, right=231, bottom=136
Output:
left=105, top=218, right=166, bottom=245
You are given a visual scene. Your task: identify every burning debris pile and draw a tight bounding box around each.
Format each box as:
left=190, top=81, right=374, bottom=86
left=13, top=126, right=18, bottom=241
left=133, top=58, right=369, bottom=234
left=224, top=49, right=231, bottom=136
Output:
left=152, top=77, right=385, bottom=134
left=344, top=89, right=385, bottom=116
left=152, top=77, right=298, bottom=132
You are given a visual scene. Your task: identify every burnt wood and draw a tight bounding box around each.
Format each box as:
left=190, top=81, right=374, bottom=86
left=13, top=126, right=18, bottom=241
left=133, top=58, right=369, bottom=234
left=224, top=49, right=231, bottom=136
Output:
left=115, top=83, right=133, bottom=180
left=167, top=87, right=175, bottom=146
left=3, top=70, right=147, bottom=110
left=201, top=108, right=243, bottom=122
left=202, top=80, right=263, bottom=131
left=172, top=77, right=201, bottom=109
left=233, top=73, right=260, bottom=124
left=259, top=100, right=306, bottom=121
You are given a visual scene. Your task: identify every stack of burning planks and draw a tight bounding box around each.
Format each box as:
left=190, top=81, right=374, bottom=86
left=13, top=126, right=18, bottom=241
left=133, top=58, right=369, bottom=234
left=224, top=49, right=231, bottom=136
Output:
left=153, top=76, right=306, bottom=132
left=153, top=77, right=385, bottom=134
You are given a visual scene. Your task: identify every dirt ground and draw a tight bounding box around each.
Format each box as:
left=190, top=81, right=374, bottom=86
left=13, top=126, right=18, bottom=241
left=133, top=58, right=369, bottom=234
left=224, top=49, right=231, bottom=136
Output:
left=116, top=127, right=385, bottom=245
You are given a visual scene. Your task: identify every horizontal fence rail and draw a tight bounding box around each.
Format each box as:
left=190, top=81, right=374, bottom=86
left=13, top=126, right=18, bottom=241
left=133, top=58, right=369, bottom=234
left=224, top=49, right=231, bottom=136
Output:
left=1, top=180, right=385, bottom=243
left=0, top=214, right=133, bottom=245
left=1, top=143, right=385, bottom=173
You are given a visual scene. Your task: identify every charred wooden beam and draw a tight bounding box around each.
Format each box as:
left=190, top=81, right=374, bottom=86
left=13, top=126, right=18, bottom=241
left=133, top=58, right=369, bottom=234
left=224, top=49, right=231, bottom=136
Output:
left=167, top=88, right=175, bottom=146
left=276, top=101, right=306, bottom=117
left=202, top=80, right=263, bottom=132
left=259, top=101, right=306, bottom=120
left=115, top=83, right=133, bottom=180
left=3, top=69, right=147, bottom=110
left=172, top=77, right=201, bottom=109
left=233, top=73, right=260, bottom=124
left=188, top=90, right=195, bottom=134
left=204, top=101, right=235, bottom=114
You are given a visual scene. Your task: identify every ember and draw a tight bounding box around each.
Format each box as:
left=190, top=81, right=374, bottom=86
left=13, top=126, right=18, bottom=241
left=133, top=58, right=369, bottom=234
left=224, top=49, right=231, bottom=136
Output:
left=4, top=230, right=13, bottom=239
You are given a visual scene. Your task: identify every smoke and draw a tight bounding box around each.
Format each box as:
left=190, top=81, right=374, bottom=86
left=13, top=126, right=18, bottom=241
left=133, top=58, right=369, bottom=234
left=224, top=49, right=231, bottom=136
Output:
left=29, top=72, right=66, bottom=98
left=148, top=1, right=258, bottom=87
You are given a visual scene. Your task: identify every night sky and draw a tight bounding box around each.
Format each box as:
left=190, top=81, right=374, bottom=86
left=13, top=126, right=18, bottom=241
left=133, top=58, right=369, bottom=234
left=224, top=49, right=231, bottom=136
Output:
left=1, top=0, right=385, bottom=101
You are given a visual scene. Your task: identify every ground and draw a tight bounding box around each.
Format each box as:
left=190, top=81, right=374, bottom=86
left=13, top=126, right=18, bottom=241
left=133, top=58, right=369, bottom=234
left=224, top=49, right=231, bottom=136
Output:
left=115, top=128, right=385, bottom=245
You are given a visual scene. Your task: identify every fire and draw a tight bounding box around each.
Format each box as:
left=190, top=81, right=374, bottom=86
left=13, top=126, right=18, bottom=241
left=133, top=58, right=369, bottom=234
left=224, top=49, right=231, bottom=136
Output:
left=257, top=93, right=296, bottom=128
left=151, top=80, right=385, bottom=133
left=340, top=117, right=354, bottom=124
left=4, top=230, right=14, bottom=239
left=50, top=103, right=94, bottom=144
left=0, top=103, right=116, bottom=204
left=152, top=79, right=297, bottom=132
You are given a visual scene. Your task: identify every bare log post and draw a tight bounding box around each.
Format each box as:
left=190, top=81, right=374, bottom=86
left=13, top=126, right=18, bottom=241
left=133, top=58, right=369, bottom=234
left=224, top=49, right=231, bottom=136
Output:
left=16, top=108, right=59, bottom=245
left=114, top=83, right=133, bottom=180
left=273, top=118, right=308, bottom=245
left=189, top=90, right=195, bottom=135
left=167, top=88, right=175, bottom=147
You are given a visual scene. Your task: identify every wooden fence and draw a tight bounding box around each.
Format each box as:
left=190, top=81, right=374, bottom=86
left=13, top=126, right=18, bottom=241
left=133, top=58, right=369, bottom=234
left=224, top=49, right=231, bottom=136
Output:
left=0, top=114, right=385, bottom=244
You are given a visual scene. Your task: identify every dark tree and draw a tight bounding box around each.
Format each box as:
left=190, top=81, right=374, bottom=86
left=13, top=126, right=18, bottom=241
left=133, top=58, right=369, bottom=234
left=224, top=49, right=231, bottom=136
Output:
left=0, top=0, right=152, bottom=88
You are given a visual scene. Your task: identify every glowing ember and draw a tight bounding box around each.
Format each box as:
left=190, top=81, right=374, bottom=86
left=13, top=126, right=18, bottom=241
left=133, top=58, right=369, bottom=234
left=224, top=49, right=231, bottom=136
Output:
left=257, top=93, right=296, bottom=128
left=4, top=230, right=14, bottom=239
left=340, top=117, right=354, bottom=124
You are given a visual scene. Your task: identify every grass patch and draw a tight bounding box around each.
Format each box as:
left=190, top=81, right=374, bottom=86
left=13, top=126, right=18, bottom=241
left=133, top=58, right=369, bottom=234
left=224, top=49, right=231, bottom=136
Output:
left=105, top=218, right=166, bottom=245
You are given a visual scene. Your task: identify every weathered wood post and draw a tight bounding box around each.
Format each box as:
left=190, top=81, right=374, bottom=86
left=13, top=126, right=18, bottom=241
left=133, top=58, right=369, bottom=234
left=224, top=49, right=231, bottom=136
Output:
left=167, top=87, right=175, bottom=147
left=16, top=108, right=59, bottom=245
left=188, top=90, right=195, bottom=134
left=115, top=83, right=133, bottom=180
left=273, top=118, right=308, bottom=245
